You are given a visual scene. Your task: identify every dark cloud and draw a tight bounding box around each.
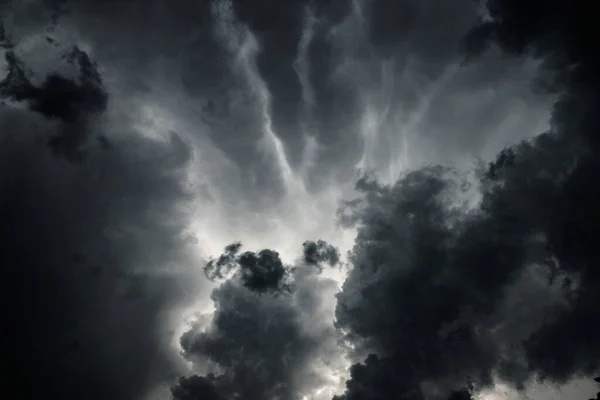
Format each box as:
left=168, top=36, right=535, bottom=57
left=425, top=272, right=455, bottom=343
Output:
left=34, top=0, right=548, bottom=198
left=171, top=375, right=225, bottom=400
left=333, top=2, right=600, bottom=399
left=334, top=168, right=508, bottom=398
left=446, top=389, right=473, bottom=400
left=0, top=45, right=107, bottom=122
left=1, top=44, right=108, bottom=161
left=177, top=243, right=343, bottom=400
left=303, top=0, right=549, bottom=187
left=236, top=249, right=290, bottom=293
left=3, top=1, right=596, bottom=400
left=204, top=242, right=243, bottom=281
left=463, top=0, right=600, bottom=385
left=178, top=281, right=313, bottom=399
left=0, top=14, right=203, bottom=400
left=204, top=243, right=292, bottom=293
left=332, top=135, right=587, bottom=399
left=171, top=0, right=596, bottom=396
left=593, top=377, right=600, bottom=400
left=0, top=117, right=199, bottom=399
left=302, top=240, right=341, bottom=269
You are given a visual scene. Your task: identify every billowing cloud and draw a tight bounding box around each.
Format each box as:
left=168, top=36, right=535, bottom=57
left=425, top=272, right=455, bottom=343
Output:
left=302, top=240, right=341, bottom=269
left=0, top=11, right=206, bottom=400
left=204, top=243, right=292, bottom=293
left=463, top=0, right=600, bottom=386
left=333, top=1, right=600, bottom=399
left=3, top=1, right=596, bottom=400
left=1, top=44, right=108, bottom=161
left=175, top=242, right=345, bottom=400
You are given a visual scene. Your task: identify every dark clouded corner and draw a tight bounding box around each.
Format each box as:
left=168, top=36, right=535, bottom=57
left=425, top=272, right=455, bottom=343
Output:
left=1, top=43, right=108, bottom=160
left=464, top=0, right=600, bottom=383
left=0, top=5, right=208, bottom=400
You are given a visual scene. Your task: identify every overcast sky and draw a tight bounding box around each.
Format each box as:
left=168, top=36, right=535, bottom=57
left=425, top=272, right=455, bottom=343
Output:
left=1, top=1, right=598, bottom=400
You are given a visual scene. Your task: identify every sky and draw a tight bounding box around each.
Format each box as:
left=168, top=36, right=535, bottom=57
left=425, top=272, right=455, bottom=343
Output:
left=1, top=1, right=599, bottom=400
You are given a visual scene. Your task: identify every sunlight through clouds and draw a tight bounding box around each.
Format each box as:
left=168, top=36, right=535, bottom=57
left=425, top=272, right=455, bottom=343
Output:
left=3, top=1, right=597, bottom=400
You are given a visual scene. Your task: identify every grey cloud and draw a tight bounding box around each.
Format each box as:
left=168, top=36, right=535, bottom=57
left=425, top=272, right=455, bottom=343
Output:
left=334, top=2, right=600, bottom=399
left=333, top=133, right=591, bottom=399
left=0, top=20, right=205, bottom=400
left=204, top=243, right=292, bottom=294
left=67, top=0, right=294, bottom=199
left=216, top=0, right=355, bottom=173
left=204, top=242, right=243, bottom=281
left=1, top=44, right=108, bottom=161
left=179, top=281, right=314, bottom=400
left=41, top=0, right=549, bottom=197
left=302, top=239, right=341, bottom=269
left=4, top=1, right=598, bottom=400
left=0, top=117, right=200, bottom=399
left=363, top=0, right=476, bottom=61
left=171, top=375, right=225, bottom=400
left=463, top=0, right=600, bottom=385
left=335, top=168, right=502, bottom=398
left=177, top=244, right=343, bottom=400
left=305, top=0, right=549, bottom=186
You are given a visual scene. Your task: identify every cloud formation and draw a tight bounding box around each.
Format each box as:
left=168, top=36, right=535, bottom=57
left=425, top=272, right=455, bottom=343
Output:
left=302, top=239, right=341, bottom=269
left=175, top=242, right=345, bottom=400
left=4, top=1, right=596, bottom=400
left=332, top=1, right=600, bottom=399
left=1, top=9, right=205, bottom=399
left=1, top=43, right=108, bottom=160
left=204, top=242, right=292, bottom=293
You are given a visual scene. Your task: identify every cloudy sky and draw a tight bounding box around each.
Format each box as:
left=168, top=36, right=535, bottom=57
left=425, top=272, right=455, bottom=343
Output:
left=1, top=0, right=598, bottom=399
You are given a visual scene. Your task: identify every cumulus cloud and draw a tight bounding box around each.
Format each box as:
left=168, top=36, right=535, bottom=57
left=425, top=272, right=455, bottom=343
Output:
left=4, top=1, right=597, bottom=400
left=333, top=2, right=600, bottom=399
left=464, top=0, right=600, bottom=385
left=302, top=240, right=341, bottom=269
left=175, top=241, right=345, bottom=400
left=1, top=44, right=108, bottom=161
left=204, top=243, right=292, bottom=293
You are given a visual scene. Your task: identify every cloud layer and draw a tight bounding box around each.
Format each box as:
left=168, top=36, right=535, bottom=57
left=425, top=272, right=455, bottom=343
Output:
left=3, top=1, right=599, bottom=400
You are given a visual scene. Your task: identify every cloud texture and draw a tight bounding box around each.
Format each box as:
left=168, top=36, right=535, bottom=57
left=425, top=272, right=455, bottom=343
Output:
left=2, top=1, right=599, bottom=400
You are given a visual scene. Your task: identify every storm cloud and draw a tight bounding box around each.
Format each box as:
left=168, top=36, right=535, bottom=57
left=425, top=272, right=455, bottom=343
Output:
left=2, top=0, right=597, bottom=400
left=175, top=242, right=345, bottom=400
left=333, top=1, right=600, bottom=399
left=1, top=7, right=205, bottom=400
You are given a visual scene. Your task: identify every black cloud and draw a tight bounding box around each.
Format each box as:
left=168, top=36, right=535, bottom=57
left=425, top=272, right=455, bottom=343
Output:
left=204, top=243, right=292, bottom=293
left=302, top=239, right=341, bottom=269
left=1, top=12, right=202, bottom=400
left=333, top=1, right=600, bottom=399
left=175, top=241, right=343, bottom=400
left=0, top=109, right=199, bottom=399
left=1, top=42, right=108, bottom=161
left=3, top=1, right=598, bottom=400
left=171, top=375, right=225, bottom=400
left=464, top=0, right=600, bottom=385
